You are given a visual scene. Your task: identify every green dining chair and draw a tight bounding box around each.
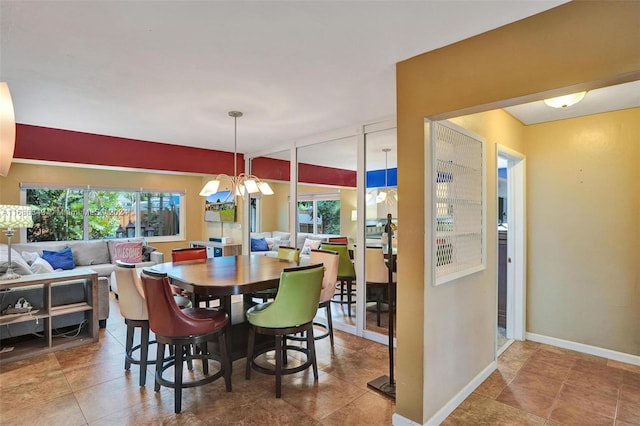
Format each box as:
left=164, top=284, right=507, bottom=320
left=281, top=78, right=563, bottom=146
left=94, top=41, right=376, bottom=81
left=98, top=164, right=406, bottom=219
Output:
left=320, top=242, right=356, bottom=317
left=245, top=263, right=324, bottom=398
left=251, top=246, right=300, bottom=303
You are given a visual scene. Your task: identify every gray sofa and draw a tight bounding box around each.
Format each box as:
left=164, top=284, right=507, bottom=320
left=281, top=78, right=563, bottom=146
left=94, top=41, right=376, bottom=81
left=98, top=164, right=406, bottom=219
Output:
left=249, top=231, right=349, bottom=265
left=0, top=238, right=163, bottom=340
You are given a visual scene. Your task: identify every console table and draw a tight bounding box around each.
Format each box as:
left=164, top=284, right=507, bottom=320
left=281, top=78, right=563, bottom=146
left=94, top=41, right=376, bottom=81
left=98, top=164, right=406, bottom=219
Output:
left=189, top=240, right=242, bottom=258
left=0, top=268, right=99, bottom=364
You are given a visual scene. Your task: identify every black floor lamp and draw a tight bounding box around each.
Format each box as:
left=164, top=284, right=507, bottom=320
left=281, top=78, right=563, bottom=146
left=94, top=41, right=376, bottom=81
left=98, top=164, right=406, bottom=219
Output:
left=367, top=213, right=396, bottom=399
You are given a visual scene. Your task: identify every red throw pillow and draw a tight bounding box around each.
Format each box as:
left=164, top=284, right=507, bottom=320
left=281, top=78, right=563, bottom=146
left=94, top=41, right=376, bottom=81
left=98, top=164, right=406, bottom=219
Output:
left=112, top=242, right=143, bottom=263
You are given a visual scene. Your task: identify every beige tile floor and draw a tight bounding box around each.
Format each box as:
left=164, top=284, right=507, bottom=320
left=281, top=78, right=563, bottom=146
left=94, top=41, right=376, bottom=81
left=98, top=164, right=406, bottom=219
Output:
left=444, top=341, right=640, bottom=425
left=0, top=294, right=396, bottom=425
left=1, top=293, right=638, bottom=425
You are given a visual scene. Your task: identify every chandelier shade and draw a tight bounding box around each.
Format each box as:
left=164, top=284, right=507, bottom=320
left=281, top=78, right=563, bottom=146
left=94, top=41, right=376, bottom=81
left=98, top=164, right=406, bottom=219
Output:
left=199, top=111, right=273, bottom=201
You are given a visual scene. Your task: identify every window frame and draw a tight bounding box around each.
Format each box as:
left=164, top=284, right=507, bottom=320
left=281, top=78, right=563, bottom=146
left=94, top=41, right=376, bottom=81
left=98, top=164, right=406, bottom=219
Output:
left=297, top=192, right=341, bottom=235
left=19, top=183, right=186, bottom=243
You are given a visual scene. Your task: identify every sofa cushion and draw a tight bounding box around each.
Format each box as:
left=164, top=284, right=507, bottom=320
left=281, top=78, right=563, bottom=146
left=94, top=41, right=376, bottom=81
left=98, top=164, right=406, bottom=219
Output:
left=251, top=232, right=272, bottom=239
left=70, top=240, right=111, bottom=266
left=11, top=241, right=67, bottom=257
left=42, top=247, right=76, bottom=270
left=142, top=244, right=157, bottom=261
left=271, top=231, right=291, bottom=240
left=87, top=263, right=117, bottom=277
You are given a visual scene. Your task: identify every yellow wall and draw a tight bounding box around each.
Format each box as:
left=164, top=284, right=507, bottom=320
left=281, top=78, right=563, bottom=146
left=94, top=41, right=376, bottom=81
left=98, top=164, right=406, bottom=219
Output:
left=259, top=181, right=290, bottom=233
left=525, top=108, right=640, bottom=355
left=0, top=162, right=210, bottom=258
left=396, top=2, right=640, bottom=423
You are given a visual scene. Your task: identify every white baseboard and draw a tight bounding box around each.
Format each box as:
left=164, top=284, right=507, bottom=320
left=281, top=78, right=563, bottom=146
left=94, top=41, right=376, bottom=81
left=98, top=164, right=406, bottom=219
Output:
left=420, top=361, right=497, bottom=426
left=393, top=336, right=638, bottom=426
left=526, top=332, right=640, bottom=366
left=392, top=413, right=422, bottom=426
left=391, top=361, right=497, bottom=426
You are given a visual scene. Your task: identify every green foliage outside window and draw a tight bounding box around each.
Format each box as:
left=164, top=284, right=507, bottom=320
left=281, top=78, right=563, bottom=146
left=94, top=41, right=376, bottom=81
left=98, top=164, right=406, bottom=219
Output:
left=27, top=189, right=123, bottom=242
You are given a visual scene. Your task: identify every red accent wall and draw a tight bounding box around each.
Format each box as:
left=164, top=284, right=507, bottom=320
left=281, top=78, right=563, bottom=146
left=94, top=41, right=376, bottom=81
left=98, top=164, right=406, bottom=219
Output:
left=14, top=124, right=356, bottom=187
left=251, top=157, right=356, bottom=187
left=15, top=124, right=242, bottom=175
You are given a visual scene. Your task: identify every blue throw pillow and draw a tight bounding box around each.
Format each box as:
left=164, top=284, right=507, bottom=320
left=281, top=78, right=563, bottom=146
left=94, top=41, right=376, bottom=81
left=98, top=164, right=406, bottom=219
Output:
left=42, top=247, right=76, bottom=270
left=250, top=237, right=269, bottom=252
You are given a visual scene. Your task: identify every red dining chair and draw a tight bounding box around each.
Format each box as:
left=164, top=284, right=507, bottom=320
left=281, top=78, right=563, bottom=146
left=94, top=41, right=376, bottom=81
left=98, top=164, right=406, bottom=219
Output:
left=171, top=247, right=208, bottom=262
left=171, top=247, right=216, bottom=307
left=140, top=268, right=231, bottom=414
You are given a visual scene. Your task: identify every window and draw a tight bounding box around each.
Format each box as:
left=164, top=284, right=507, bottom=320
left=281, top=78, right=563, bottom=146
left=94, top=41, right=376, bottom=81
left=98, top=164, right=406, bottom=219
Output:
left=22, top=185, right=184, bottom=242
left=297, top=194, right=341, bottom=235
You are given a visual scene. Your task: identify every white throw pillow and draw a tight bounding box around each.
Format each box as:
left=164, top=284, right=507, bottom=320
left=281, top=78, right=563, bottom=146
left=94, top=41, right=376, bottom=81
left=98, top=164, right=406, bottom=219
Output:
left=0, top=246, right=33, bottom=276
left=30, top=256, right=55, bottom=274
left=21, top=251, right=40, bottom=265
left=300, top=238, right=321, bottom=256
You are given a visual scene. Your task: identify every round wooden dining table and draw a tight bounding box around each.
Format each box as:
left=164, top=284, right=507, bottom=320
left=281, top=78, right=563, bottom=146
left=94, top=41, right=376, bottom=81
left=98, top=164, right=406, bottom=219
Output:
left=148, top=255, right=297, bottom=362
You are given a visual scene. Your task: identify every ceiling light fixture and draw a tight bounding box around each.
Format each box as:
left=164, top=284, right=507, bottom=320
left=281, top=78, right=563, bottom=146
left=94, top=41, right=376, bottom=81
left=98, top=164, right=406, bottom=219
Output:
left=375, top=148, right=397, bottom=205
left=543, top=91, right=587, bottom=108
left=199, top=111, right=273, bottom=202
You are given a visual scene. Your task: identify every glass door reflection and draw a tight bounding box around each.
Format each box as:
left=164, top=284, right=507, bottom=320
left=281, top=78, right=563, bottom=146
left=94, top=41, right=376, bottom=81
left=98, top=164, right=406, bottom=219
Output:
left=364, top=127, right=397, bottom=336
left=296, top=136, right=358, bottom=330
left=248, top=150, right=291, bottom=252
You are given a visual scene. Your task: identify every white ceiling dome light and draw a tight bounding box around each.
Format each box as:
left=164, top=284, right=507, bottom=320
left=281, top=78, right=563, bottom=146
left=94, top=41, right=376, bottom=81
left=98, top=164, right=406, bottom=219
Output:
left=543, top=91, right=587, bottom=108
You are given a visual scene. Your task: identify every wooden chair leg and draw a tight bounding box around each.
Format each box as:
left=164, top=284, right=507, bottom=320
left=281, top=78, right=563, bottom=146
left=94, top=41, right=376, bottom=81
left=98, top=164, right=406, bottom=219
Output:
left=245, top=326, right=255, bottom=380
left=185, top=345, right=193, bottom=371
left=124, top=322, right=134, bottom=370
left=154, top=342, right=164, bottom=392
left=174, top=344, right=184, bottom=414
left=306, top=325, right=318, bottom=380
left=218, top=333, right=232, bottom=392
left=347, top=280, right=353, bottom=317
left=139, top=324, right=150, bottom=386
left=275, top=335, right=282, bottom=398
left=282, top=335, right=288, bottom=365
left=325, top=303, right=334, bottom=346
left=200, top=342, right=209, bottom=375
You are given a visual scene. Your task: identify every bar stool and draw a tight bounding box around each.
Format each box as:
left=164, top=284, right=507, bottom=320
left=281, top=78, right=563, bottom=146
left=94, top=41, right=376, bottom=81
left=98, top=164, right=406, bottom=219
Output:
left=320, top=242, right=356, bottom=317
left=114, top=261, right=156, bottom=387
left=171, top=247, right=217, bottom=307
left=287, top=249, right=339, bottom=345
left=365, top=247, right=397, bottom=327
left=250, top=246, right=300, bottom=304
left=140, top=268, right=232, bottom=414
left=245, top=264, right=324, bottom=398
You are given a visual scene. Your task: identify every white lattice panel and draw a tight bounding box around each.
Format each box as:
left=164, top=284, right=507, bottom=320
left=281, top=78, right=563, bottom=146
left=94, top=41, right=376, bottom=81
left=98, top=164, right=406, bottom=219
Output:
left=432, top=121, right=485, bottom=285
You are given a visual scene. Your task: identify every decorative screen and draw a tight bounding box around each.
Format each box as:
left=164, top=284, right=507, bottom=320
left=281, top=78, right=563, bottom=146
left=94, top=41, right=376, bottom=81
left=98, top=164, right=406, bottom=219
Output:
left=432, top=120, right=485, bottom=285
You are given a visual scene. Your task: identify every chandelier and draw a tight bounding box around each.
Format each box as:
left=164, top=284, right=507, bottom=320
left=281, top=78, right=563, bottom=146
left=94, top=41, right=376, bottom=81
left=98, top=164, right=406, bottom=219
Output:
left=367, top=148, right=397, bottom=205
left=199, top=111, right=273, bottom=201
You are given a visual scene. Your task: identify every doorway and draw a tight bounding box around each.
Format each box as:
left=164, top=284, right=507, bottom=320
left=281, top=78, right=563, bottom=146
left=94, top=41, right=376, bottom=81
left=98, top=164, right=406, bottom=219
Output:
left=496, top=146, right=526, bottom=354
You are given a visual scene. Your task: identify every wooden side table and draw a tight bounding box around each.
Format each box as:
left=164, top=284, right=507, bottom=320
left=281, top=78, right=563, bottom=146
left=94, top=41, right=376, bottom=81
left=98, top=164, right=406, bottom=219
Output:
left=0, top=268, right=99, bottom=364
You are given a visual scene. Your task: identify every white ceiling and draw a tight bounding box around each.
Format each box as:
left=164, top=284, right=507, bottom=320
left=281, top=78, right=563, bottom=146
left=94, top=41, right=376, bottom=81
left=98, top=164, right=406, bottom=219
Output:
left=1, top=0, right=568, bottom=169
left=504, top=80, right=640, bottom=125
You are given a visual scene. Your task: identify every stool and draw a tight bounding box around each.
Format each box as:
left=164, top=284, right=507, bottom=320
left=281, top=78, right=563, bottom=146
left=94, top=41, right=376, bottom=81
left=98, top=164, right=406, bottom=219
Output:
left=140, top=268, right=231, bottom=413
